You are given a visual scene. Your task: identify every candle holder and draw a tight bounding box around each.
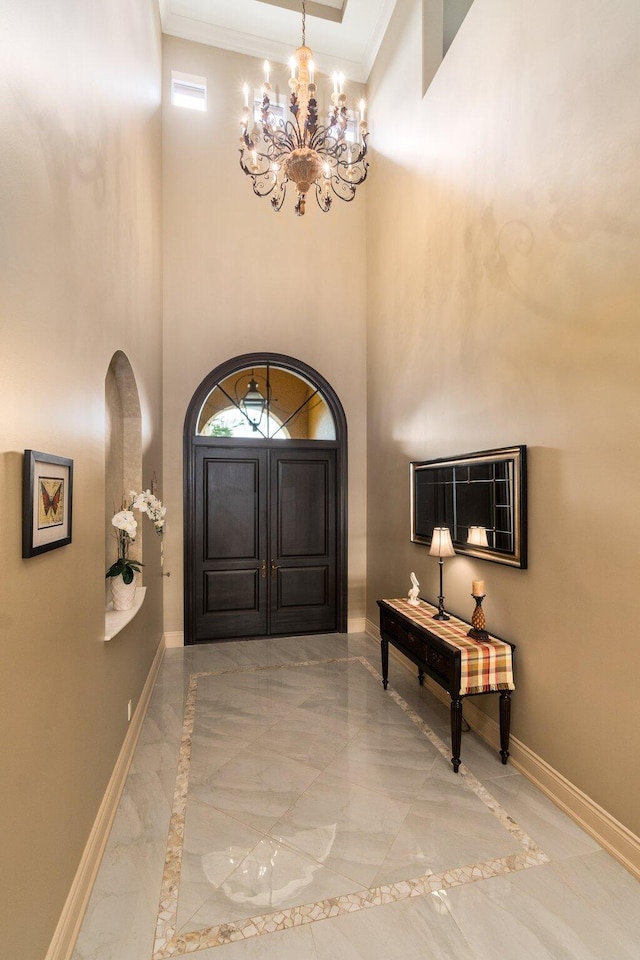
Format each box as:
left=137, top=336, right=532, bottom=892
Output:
left=467, top=594, right=489, bottom=641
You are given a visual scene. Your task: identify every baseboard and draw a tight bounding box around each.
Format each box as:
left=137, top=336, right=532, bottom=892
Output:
left=163, top=630, right=184, bottom=648
left=347, top=617, right=367, bottom=633
left=365, top=616, right=378, bottom=640
left=379, top=634, right=640, bottom=880
left=45, top=637, right=166, bottom=960
left=507, top=731, right=640, bottom=880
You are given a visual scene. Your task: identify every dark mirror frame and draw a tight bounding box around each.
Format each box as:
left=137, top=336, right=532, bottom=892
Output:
left=410, top=445, right=527, bottom=568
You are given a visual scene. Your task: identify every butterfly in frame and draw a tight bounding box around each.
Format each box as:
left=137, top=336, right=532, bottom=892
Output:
left=39, top=478, right=64, bottom=526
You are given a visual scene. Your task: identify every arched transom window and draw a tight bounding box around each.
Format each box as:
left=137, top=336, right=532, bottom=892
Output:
left=196, top=363, right=337, bottom=441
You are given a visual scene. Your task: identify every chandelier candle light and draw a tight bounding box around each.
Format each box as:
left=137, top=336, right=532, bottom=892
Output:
left=239, top=0, right=369, bottom=216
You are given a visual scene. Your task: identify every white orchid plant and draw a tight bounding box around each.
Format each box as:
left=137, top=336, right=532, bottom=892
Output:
left=106, top=490, right=166, bottom=584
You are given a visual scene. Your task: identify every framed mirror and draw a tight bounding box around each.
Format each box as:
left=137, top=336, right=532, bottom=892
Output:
left=410, top=445, right=527, bottom=568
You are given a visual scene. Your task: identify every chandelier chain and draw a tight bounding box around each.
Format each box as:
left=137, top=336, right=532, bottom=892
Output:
left=302, top=0, right=306, bottom=47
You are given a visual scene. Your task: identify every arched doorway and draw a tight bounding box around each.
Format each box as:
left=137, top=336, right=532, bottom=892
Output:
left=184, top=353, right=347, bottom=643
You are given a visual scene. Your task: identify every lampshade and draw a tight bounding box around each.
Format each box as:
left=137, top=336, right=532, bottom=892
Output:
left=429, top=527, right=455, bottom=558
left=467, top=526, right=489, bottom=547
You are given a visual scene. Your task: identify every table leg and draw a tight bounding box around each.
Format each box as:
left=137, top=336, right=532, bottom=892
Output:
left=381, top=636, right=389, bottom=690
left=418, top=669, right=424, bottom=686
left=451, top=697, right=462, bottom=773
left=499, top=691, right=511, bottom=764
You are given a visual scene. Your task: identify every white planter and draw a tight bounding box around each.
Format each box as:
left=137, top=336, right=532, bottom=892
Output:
left=110, top=573, right=137, bottom=611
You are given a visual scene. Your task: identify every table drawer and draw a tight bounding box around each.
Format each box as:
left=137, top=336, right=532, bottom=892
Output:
left=382, top=613, right=427, bottom=661
left=381, top=610, right=452, bottom=686
left=426, top=645, right=451, bottom=683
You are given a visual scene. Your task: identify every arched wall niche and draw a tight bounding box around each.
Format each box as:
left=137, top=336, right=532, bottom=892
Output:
left=105, top=351, right=143, bottom=576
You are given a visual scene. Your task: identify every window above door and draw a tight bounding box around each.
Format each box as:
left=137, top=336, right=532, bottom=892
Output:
left=195, top=364, right=337, bottom=441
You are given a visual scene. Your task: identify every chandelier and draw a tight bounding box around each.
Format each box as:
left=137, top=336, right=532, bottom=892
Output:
left=239, top=0, right=369, bottom=216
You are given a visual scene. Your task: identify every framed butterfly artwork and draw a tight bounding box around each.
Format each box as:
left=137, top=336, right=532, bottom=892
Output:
left=22, top=450, right=73, bottom=557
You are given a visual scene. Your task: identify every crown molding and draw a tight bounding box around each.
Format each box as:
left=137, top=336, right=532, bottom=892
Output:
left=159, top=0, right=399, bottom=83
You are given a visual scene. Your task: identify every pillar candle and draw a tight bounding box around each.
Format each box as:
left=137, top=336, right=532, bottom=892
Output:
left=472, top=580, right=485, bottom=596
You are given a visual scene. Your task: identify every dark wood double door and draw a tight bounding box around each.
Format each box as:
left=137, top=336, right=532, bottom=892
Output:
left=193, top=443, right=338, bottom=641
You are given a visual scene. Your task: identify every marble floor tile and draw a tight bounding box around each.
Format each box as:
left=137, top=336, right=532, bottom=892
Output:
left=306, top=891, right=476, bottom=960
left=72, top=840, right=166, bottom=960
left=372, top=768, right=525, bottom=885
left=338, top=719, right=441, bottom=772
left=179, top=837, right=364, bottom=933
left=480, top=771, right=601, bottom=861
left=442, top=849, right=640, bottom=959
left=107, top=770, right=173, bottom=846
left=249, top=712, right=353, bottom=768
left=188, top=742, right=325, bottom=834
left=272, top=769, right=413, bottom=886
left=71, top=635, right=640, bottom=960
left=177, top=803, right=266, bottom=930
left=323, top=750, right=435, bottom=803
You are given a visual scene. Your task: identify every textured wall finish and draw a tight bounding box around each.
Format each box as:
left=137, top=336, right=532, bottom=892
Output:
left=366, top=0, right=640, bottom=837
left=0, top=2, right=163, bottom=957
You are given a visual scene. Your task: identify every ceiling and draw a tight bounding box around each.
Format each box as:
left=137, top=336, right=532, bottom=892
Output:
left=159, top=0, right=399, bottom=83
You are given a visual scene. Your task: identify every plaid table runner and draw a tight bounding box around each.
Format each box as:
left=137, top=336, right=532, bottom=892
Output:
left=383, top=599, right=515, bottom=696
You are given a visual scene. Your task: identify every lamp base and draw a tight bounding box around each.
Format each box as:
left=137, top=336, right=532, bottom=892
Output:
left=433, top=595, right=450, bottom=621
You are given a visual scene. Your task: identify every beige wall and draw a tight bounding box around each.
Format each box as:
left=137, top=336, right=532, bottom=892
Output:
left=0, top=2, right=163, bottom=957
left=366, top=0, right=640, bottom=836
left=3, top=2, right=639, bottom=953
left=162, top=36, right=368, bottom=637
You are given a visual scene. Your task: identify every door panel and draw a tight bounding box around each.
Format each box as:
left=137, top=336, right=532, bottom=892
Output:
left=204, top=569, right=260, bottom=612
left=269, top=450, right=337, bottom=635
left=205, top=459, right=259, bottom=559
left=277, top=460, right=328, bottom=557
left=195, top=447, right=267, bottom=640
left=277, top=566, right=328, bottom=608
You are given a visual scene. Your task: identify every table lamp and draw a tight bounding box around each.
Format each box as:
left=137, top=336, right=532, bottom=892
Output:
left=429, top=527, right=455, bottom=620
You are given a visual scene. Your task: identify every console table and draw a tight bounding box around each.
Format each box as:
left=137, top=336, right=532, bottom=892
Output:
left=377, top=598, right=515, bottom=773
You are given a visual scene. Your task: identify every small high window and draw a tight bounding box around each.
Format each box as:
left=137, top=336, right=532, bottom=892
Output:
left=171, top=71, right=207, bottom=111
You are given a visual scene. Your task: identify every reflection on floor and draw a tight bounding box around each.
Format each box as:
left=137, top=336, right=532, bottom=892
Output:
left=73, top=634, right=640, bottom=960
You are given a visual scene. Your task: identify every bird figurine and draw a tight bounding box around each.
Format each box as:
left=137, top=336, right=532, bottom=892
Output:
left=407, top=571, right=420, bottom=605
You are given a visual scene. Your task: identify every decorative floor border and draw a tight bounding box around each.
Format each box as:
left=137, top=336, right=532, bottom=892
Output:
left=153, top=657, right=549, bottom=957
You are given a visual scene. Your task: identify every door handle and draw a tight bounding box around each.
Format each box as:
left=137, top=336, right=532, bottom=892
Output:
left=260, top=560, right=267, bottom=579
left=271, top=561, right=280, bottom=578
